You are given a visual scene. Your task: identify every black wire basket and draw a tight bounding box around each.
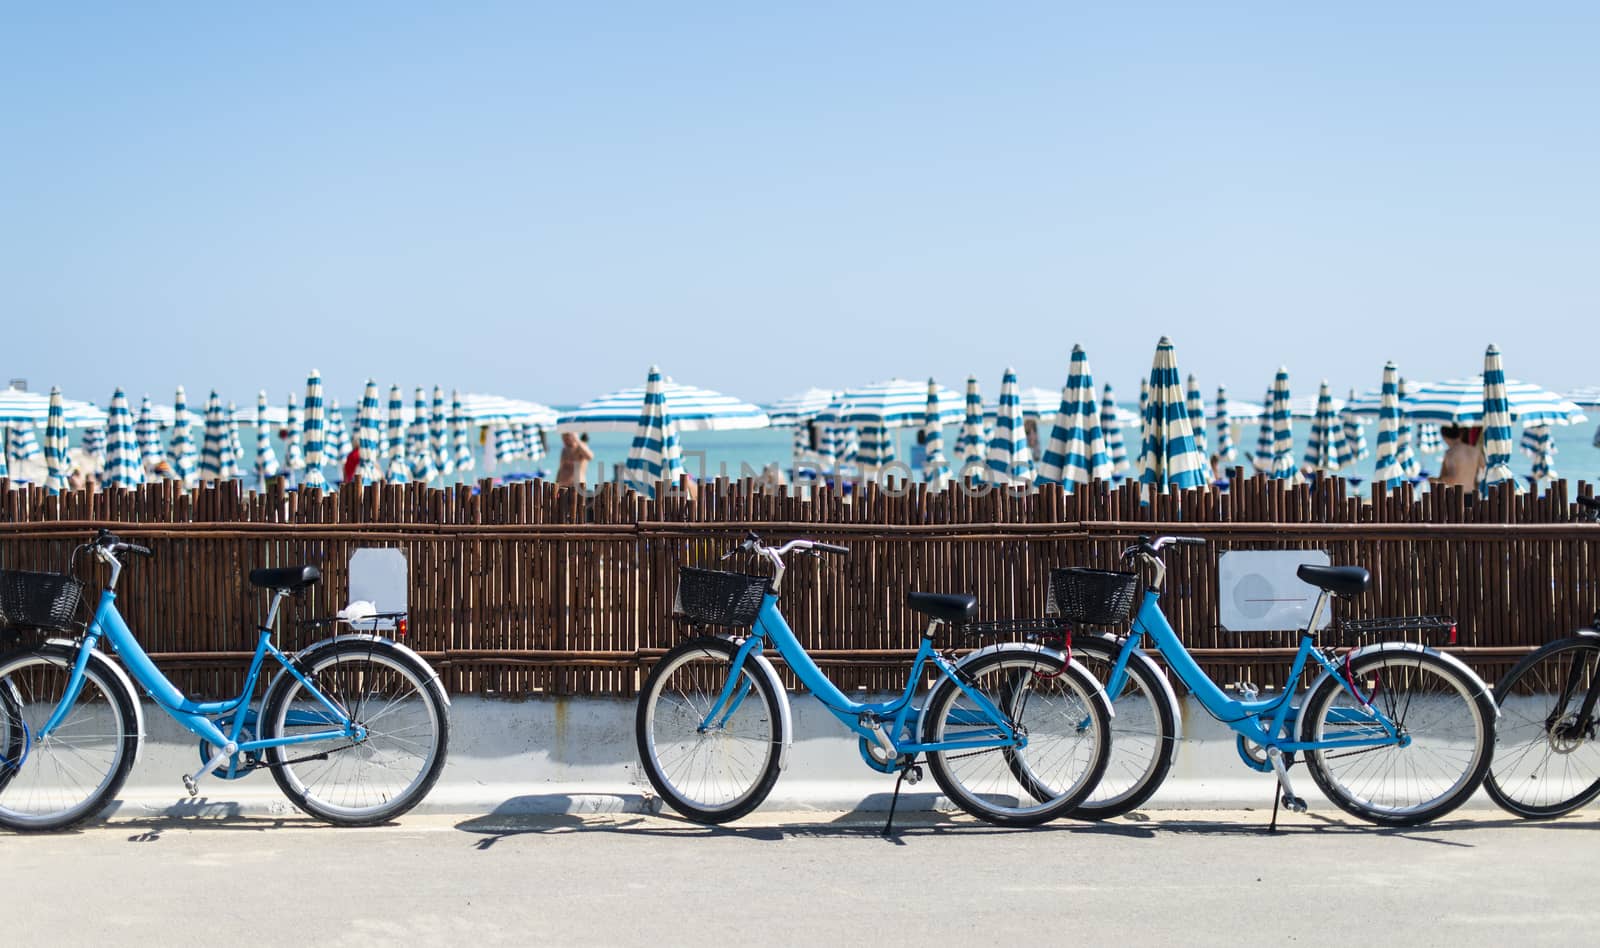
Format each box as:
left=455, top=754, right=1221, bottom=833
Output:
left=1046, top=567, right=1139, bottom=626
left=0, top=570, right=86, bottom=633
left=673, top=568, right=771, bottom=628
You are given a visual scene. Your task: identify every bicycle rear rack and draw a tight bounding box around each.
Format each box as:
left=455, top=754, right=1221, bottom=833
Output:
left=1337, top=615, right=1457, bottom=646
left=951, top=618, right=1067, bottom=641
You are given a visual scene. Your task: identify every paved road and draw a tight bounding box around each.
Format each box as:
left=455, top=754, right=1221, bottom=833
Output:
left=5, top=809, right=1596, bottom=946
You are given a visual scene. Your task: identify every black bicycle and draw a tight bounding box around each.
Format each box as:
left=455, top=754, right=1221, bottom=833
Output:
left=1484, top=495, right=1600, bottom=819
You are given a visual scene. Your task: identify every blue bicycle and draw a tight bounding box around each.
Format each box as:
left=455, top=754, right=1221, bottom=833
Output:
left=0, top=529, right=449, bottom=831
left=1062, top=535, right=1497, bottom=826
left=634, top=533, right=1113, bottom=827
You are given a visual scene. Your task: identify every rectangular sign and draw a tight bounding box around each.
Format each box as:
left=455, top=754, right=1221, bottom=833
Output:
left=1217, top=550, right=1332, bottom=632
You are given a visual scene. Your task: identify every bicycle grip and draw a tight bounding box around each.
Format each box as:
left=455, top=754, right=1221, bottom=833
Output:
left=813, top=542, right=849, bottom=555
left=121, top=543, right=153, bottom=557
left=1173, top=537, right=1207, bottom=546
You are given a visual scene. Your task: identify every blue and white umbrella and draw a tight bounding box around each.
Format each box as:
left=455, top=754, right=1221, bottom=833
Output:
left=408, top=387, right=437, bottom=482
left=1396, top=391, right=1420, bottom=480
left=0, top=385, right=49, bottom=425
left=301, top=370, right=327, bottom=490
left=955, top=376, right=990, bottom=472
left=385, top=385, right=410, bottom=483
left=134, top=395, right=166, bottom=475
left=6, top=419, right=42, bottom=473
left=81, top=425, right=106, bottom=473
left=1101, top=384, right=1130, bottom=479
left=986, top=387, right=1063, bottom=422
left=44, top=387, right=69, bottom=493
left=284, top=395, right=305, bottom=477
left=921, top=378, right=951, bottom=488
left=169, top=386, right=200, bottom=486
left=521, top=424, right=546, bottom=463
left=198, top=391, right=227, bottom=483
left=1300, top=380, right=1347, bottom=475
left=1212, top=386, right=1237, bottom=464
left=103, top=389, right=144, bottom=489
left=224, top=402, right=244, bottom=482
left=766, top=388, right=838, bottom=427
left=1137, top=338, right=1206, bottom=492
left=985, top=368, right=1035, bottom=486
left=1339, top=388, right=1369, bottom=467
left=1268, top=368, right=1300, bottom=482
left=1523, top=426, right=1556, bottom=484
left=1372, top=363, right=1407, bottom=489
left=821, top=378, right=961, bottom=431
left=1135, top=378, right=1150, bottom=474
left=1253, top=385, right=1274, bottom=473
left=255, top=390, right=280, bottom=483
left=1481, top=344, right=1519, bottom=492
left=1404, top=375, right=1587, bottom=427
left=562, top=377, right=768, bottom=432
left=351, top=381, right=382, bottom=482
left=816, top=424, right=843, bottom=469
left=452, top=391, right=475, bottom=474
left=1039, top=345, right=1111, bottom=490
left=1185, top=375, right=1207, bottom=457
left=624, top=365, right=686, bottom=497
left=325, top=398, right=353, bottom=466
left=857, top=424, right=897, bottom=473
left=430, top=385, right=454, bottom=477
left=492, top=424, right=518, bottom=467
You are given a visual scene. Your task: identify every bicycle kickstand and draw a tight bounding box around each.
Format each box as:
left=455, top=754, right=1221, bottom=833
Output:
left=1265, top=747, right=1307, bottom=833
left=881, top=759, right=924, bottom=838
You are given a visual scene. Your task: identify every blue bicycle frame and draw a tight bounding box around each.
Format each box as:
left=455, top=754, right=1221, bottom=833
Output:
left=701, top=593, right=1027, bottom=769
left=1105, top=588, right=1404, bottom=764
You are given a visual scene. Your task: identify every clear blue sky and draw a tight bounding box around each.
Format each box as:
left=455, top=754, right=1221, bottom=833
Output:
left=3, top=2, right=1596, bottom=409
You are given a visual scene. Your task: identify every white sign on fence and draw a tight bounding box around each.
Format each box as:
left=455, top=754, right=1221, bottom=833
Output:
left=348, top=548, right=408, bottom=630
left=1217, top=550, right=1331, bottom=632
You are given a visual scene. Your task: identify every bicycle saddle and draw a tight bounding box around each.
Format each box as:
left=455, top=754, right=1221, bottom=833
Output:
left=1296, top=564, right=1369, bottom=598
left=906, top=591, right=978, bottom=624
left=248, top=565, right=322, bottom=592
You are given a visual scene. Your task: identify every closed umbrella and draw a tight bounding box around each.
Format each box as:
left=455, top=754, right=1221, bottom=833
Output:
left=101, top=391, right=142, bottom=488
left=521, top=424, right=546, bottom=463
left=1212, top=386, right=1237, bottom=464
left=1481, top=344, right=1519, bottom=492
left=493, top=424, right=519, bottom=468
left=135, top=396, right=166, bottom=475
left=921, top=379, right=951, bottom=488
left=1340, top=389, right=1370, bottom=467
left=81, top=425, right=106, bottom=473
left=1301, top=380, right=1347, bottom=475
left=1185, top=375, right=1207, bottom=457
left=856, top=424, right=896, bottom=474
left=223, top=402, right=243, bottom=481
left=408, top=387, right=437, bottom=483
left=198, top=391, right=226, bottom=483
left=7, top=419, right=42, bottom=468
left=301, top=370, right=327, bottom=490
left=985, top=368, right=1035, bottom=486
left=431, top=385, right=454, bottom=477
left=1253, top=385, right=1274, bottom=473
left=44, top=387, right=69, bottom=493
left=624, top=365, right=686, bottom=497
left=816, top=424, right=842, bottom=469
left=955, top=376, right=989, bottom=472
left=1417, top=423, right=1443, bottom=455
left=352, top=381, right=382, bottom=482
left=1039, top=345, right=1111, bottom=490
left=255, top=390, right=280, bottom=484
left=385, top=385, right=409, bottom=483
left=1137, top=337, right=1207, bottom=492
left=1100, top=384, right=1130, bottom=479
left=1136, top=378, right=1151, bottom=474
left=1372, top=363, right=1407, bottom=489
left=1268, top=368, right=1300, bottom=481
left=169, top=386, right=200, bottom=486
left=452, top=391, right=475, bottom=474
left=1523, top=426, right=1556, bottom=484
left=325, top=398, right=353, bottom=467
left=283, top=396, right=306, bottom=478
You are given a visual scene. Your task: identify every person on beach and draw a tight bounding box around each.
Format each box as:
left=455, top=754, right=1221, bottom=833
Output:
left=557, top=431, right=593, bottom=487
left=1436, top=425, right=1485, bottom=489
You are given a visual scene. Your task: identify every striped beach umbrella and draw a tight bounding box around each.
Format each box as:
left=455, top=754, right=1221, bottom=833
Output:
left=1372, top=362, right=1406, bottom=489
left=351, top=380, right=382, bottom=482
left=1405, top=376, right=1586, bottom=427
left=100, top=390, right=142, bottom=488
left=562, top=377, right=768, bottom=432
left=985, top=368, right=1035, bottom=486
left=493, top=424, right=519, bottom=467
left=1417, top=423, right=1443, bottom=455
left=385, top=385, right=409, bottom=483
left=325, top=398, right=353, bottom=466
left=452, top=391, right=475, bottom=474
left=1100, top=384, right=1130, bottom=479
left=1268, top=368, right=1300, bottom=481
left=1527, top=427, right=1557, bottom=485
left=223, top=402, right=243, bottom=481
left=1039, top=345, right=1111, bottom=490
left=1137, top=337, right=1207, bottom=492
left=818, top=378, right=961, bottom=431
left=766, top=388, right=837, bottom=427
left=1136, top=378, right=1151, bottom=474
left=1253, top=385, right=1274, bottom=473
left=198, top=391, right=226, bottom=482
left=1340, top=388, right=1369, bottom=466
left=954, top=376, right=989, bottom=473
left=815, top=424, right=841, bottom=469
left=44, top=388, right=69, bottom=493
left=1481, top=344, right=1519, bottom=492
left=623, top=365, right=685, bottom=497
left=169, top=386, right=200, bottom=486
left=1212, top=386, right=1237, bottom=464
left=521, top=424, right=546, bottom=463
left=430, top=385, right=454, bottom=477
left=81, top=425, right=106, bottom=473
left=135, top=396, right=165, bottom=474
left=0, top=386, right=49, bottom=425
left=284, top=396, right=305, bottom=477
left=921, top=379, right=951, bottom=488
left=8, top=418, right=42, bottom=464
left=857, top=424, right=897, bottom=474
left=255, top=390, right=280, bottom=483
left=1185, top=375, right=1207, bottom=457
left=1301, top=380, right=1347, bottom=475
left=301, top=370, right=327, bottom=490
left=408, top=387, right=437, bottom=483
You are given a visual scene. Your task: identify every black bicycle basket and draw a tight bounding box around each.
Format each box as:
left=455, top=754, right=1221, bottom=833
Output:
left=1046, top=567, right=1139, bottom=626
left=673, top=568, right=771, bottom=627
left=0, top=570, right=86, bottom=633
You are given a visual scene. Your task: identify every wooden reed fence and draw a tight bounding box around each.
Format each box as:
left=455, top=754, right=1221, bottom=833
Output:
left=0, top=471, right=1596, bottom=699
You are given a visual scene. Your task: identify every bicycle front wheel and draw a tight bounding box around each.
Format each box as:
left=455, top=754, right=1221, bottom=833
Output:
left=1301, top=648, right=1493, bottom=826
left=923, top=647, right=1111, bottom=827
left=0, top=644, right=139, bottom=832
left=1486, top=635, right=1600, bottom=819
left=260, top=640, right=449, bottom=826
left=635, top=637, right=783, bottom=824
left=1060, top=635, right=1180, bottom=820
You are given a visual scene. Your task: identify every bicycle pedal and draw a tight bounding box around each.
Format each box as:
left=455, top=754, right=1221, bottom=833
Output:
left=1282, top=794, right=1307, bottom=814
left=904, top=765, right=923, bottom=786
left=182, top=775, right=199, bottom=798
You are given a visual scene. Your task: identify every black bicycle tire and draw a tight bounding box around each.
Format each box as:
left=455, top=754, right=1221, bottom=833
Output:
left=1484, top=635, right=1600, bottom=819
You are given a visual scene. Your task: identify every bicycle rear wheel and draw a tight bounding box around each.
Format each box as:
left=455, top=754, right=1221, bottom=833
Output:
left=1059, top=635, right=1180, bottom=820
left=1486, top=635, right=1600, bottom=819
left=1301, top=648, right=1493, bottom=826
left=635, top=637, right=783, bottom=824
left=923, top=646, right=1111, bottom=826
left=0, top=643, right=139, bottom=832
left=260, top=640, right=449, bottom=826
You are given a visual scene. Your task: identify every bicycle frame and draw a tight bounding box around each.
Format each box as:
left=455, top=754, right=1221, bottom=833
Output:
left=39, top=588, right=362, bottom=757
left=1107, top=589, right=1403, bottom=755
left=700, top=593, right=1024, bottom=761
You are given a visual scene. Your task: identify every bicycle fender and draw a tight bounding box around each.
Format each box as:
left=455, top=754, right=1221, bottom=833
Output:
left=1305, top=641, right=1499, bottom=718
left=270, top=634, right=450, bottom=707
left=742, top=650, right=793, bottom=771
left=45, top=638, right=148, bottom=765
left=1079, top=633, right=1182, bottom=756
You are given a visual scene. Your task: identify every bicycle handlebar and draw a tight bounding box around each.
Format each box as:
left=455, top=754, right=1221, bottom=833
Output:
left=1121, top=535, right=1206, bottom=561
left=1577, top=496, right=1600, bottom=519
